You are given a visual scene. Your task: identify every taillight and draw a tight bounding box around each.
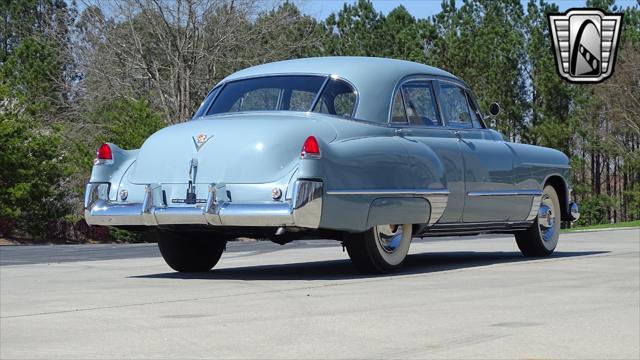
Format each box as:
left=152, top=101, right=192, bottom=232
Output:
left=97, top=143, right=112, bottom=160
left=94, top=143, right=113, bottom=165
left=301, top=136, right=320, bottom=158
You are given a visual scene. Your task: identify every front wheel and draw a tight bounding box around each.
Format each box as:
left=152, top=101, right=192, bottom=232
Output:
left=515, top=185, right=561, bottom=257
left=157, top=231, right=226, bottom=272
left=344, top=224, right=413, bottom=273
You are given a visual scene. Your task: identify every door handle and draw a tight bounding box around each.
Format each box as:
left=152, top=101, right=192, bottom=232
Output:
left=395, top=128, right=413, bottom=136
left=454, top=130, right=462, bottom=141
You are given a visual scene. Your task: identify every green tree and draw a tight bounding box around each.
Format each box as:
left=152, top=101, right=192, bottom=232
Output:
left=0, top=114, right=69, bottom=237
left=378, top=6, right=433, bottom=62
left=523, top=0, right=576, bottom=153
left=323, top=0, right=385, bottom=56
left=89, top=98, right=165, bottom=150
left=426, top=0, right=528, bottom=140
left=0, top=0, right=74, bottom=239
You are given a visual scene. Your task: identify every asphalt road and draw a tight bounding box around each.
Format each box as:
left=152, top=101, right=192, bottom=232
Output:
left=1, top=229, right=638, bottom=359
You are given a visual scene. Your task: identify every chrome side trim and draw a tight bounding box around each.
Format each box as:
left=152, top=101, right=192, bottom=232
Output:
left=292, top=180, right=324, bottom=228
left=521, top=162, right=572, bottom=169
left=425, top=194, right=448, bottom=226
left=326, top=189, right=450, bottom=196
left=85, top=180, right=323, bottom=229
left=84, top=183, right=109, bottom=209
left=526, top=194, right=544, bottom=221
left=467, top=190, right=543, bottom=196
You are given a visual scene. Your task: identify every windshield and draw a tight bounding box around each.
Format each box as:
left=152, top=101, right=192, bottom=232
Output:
left=196, top=75, right=357, bottom=118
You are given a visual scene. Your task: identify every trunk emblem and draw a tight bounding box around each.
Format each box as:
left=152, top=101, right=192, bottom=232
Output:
left=193, top=133, right=212, bottom=150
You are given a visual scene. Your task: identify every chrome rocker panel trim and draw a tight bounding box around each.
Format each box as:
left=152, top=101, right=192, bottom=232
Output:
left=84, top=180, right=323, bottom=229
left=467, top=190, right=543, bottom=197
left=526, top=193, right=544, bottom=221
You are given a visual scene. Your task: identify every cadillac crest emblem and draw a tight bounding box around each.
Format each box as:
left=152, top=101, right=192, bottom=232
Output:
left=193, top=133, right=211, bottom=150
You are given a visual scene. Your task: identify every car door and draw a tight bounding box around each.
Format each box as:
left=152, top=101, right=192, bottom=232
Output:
left=390, top=78, right=465, bottom=224
left=437, top=81, right=531, bottom=222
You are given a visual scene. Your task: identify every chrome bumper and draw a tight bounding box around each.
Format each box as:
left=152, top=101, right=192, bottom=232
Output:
left=84, top=180, right=323, bottom=228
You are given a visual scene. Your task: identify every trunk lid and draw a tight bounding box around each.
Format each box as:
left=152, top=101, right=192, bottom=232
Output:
left=129, top=112, right=336, bottom=184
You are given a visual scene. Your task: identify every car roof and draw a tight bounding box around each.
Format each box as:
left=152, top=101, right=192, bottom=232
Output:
left=220, top=57, right=464, bottom=123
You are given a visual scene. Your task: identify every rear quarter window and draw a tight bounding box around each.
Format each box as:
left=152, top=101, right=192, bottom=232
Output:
left=312, top=78, right=357, bottom=118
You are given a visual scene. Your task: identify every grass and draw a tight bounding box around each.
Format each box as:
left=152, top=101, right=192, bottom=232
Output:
left=563, top=220, right=640, bottom=232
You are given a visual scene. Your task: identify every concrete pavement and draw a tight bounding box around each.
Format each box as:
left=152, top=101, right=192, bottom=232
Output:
left=1, top=229, right=639, bottom=359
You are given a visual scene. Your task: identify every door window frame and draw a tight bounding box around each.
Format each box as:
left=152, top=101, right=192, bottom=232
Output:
left=387, top=76, right=444, bottom=128
left=436, top=80, right=476, bottom=129
left=387, top=75, right=488, bottom=131
left=463, top=89, right=487, bottom=129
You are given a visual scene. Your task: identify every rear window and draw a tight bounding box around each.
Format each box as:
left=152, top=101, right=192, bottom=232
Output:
left=200, top=75, right=357, bottom=118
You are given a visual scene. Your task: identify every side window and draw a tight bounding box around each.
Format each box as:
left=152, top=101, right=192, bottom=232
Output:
left=438, top=83, right=473, bottom=127
left=465, top=90, right=485, bottom=128
left=391, top=80, right=442, bottom=126
left=396, top=81, right=441, bottom=126
left=312, top=79, right=357, bottom=118
left=334, top=92, right=357, bottom=117
left=391, top=91, right=407, bottom=123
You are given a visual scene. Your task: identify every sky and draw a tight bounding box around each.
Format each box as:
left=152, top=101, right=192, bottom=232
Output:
left=298, top=0, right=638, bottom=20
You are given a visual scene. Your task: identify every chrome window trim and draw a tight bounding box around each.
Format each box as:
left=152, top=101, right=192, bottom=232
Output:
left=463, top=88, right=488, bottom=129
left=309, top=76, right=331, bottom=111
left=311, top=74, right=359, bottom=119
left=194, top=84, right=225, bottom=119
left=436, top=80, right=476, bottom=129
left=436, top=78, right=488, bottom=130
left=387, top=75, right=450, bottom=127
left=201, top=73, right=359, bottom=119
left=390, top=86, right=409, bottom=124
left=400, top=80, right=442, bottom=126
left=204, top=74, right=329, bottom=115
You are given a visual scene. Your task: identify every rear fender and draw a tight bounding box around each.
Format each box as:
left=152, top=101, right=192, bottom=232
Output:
left=89, top=143, right=139, bottom=201
left=296, top=135, right=446, bottom=232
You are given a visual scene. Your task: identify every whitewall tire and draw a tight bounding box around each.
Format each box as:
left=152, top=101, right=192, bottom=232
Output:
left=345, top=224, right=413, bottom=273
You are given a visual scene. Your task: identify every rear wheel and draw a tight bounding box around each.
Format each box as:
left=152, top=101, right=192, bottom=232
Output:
left=157, top=231, right=226, bottom=272
left=515, top=185, right=561, bottom=257
left=345, top=224, right=412, bottom=273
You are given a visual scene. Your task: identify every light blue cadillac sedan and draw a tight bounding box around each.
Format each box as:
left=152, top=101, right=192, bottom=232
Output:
left=85, top=57, right=580, bottom=273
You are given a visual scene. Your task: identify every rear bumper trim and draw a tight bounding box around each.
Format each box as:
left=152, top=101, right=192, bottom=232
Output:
left=84, top=180, right=323, bottom=229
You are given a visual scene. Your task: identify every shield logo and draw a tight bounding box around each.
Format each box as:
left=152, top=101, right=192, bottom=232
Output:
left=192, top=133, right=211, bottom=151
left=548, top=9, right=623, bottom=83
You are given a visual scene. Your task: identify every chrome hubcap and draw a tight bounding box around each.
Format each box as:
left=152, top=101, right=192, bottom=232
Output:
left=375, top=224, right=403, bottom=253
left=538, top=195, right=556, bottom=241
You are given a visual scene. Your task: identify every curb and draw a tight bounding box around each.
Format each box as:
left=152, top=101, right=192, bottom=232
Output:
left=563, top=226, right=640, bottom=234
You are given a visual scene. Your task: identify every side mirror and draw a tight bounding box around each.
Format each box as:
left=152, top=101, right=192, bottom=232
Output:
left=489, top=102, right=501, bottom=116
